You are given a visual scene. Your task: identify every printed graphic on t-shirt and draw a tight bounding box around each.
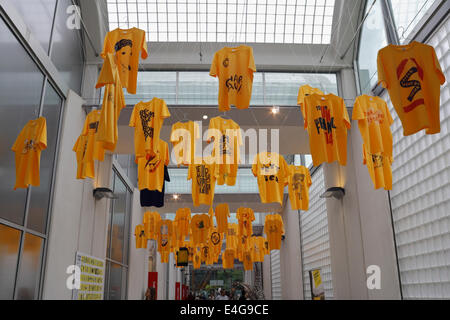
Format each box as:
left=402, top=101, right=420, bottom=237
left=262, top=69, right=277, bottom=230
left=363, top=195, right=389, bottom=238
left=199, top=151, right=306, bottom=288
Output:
left=396, top=58, right=424, bottom=112
left=225, top=74, right=243, bottom=93
left=293, top=173, right=305, bottom=200
left=365, top=108, right=385, bottom=125
left=115, top=39, right=133, bottom=73
left=211, top=232, right=221, bottom=245
left=314, top=105, right=336, bottom=145
left=139, top=109, right=155, bottom=141
left=22, top=140, right=36, bottom=154
left=220, top=135, right=232, bottom=156
left=196, top=165, right=211, bottom=194
left=89, top=121, right=99, bottom=132
left=371, top=154, right=384, bottom=169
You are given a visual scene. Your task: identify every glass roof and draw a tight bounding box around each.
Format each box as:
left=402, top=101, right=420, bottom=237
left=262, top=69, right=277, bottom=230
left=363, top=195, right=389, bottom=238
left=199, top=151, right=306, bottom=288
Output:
left=106, top=0, right=336, bottom=44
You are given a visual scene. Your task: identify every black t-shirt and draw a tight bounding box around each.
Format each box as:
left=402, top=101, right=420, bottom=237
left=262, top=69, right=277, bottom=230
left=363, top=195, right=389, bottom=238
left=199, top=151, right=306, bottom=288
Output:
left=140, top=165, right=170, bottom=207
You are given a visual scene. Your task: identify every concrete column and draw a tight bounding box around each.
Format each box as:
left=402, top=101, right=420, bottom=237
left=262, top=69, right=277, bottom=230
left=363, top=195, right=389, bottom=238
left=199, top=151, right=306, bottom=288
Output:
left=262, top=259, right=272, bottom=300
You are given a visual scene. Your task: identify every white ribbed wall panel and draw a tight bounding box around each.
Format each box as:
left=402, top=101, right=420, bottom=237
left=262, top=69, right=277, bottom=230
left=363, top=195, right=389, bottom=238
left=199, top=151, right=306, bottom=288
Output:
left=270, top=250, right=282, bottom=300
left=299, top=166, right=334, bottom=299
left=385, top=16, right=450, bottom=299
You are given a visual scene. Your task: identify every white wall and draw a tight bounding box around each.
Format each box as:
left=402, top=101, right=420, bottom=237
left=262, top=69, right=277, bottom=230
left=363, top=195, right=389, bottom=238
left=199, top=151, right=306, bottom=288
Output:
left=262, top=260, right=272, bottom=300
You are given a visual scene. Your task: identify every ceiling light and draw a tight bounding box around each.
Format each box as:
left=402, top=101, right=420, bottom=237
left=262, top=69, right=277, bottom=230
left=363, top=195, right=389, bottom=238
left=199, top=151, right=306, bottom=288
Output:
left=173, top=194, right=179, bottom=200
left=320, top=187, right=345, bottom=200
left=203, top=115, right=208, bottom=120
left=271, top=106, right=280, bottom=114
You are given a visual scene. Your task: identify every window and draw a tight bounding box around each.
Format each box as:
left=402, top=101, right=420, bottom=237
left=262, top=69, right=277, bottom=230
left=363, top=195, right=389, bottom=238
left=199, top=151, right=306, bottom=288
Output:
left=107, top=0, right=336, bottom=44
left=357, top=0, right=388, bottom=94
left=104, top=169, right=132, bottom=300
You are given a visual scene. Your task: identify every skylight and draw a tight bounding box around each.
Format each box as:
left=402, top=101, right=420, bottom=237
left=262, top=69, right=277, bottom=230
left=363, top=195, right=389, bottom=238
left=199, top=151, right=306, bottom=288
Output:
left=106, top=0, right=336, bottom=44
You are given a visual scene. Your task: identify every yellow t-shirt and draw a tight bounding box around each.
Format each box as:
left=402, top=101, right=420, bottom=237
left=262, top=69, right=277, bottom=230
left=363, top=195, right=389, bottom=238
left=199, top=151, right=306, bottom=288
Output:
left=137, top=139, right=169, bottom=192
left=352, top=95, right=394, bottom=158
left=215, top=203, right=230, bottom=234
left=363, top=145, right=393, bottom=190
left=243, top=250, right=253, bottom=271
left=175, top=208, right=191, bottom=239
left=100, top=27, right=148, bottom=94
left=134, top=224, right=147, bottom=249
left=287, top=165, right=312, bottom=211
left=236, top=207, right=255, bottom=237
left=188, top=158, right=216, bottom=207
left=208, top=227, right=223, bottom=258
left=222, top=248, right=235, bottom=269
left=207, top=116, right=242, bottom=186
left=143, top=211, right=161, bottom=240
left=129, top=98, right=171, bottom=158
left=160, top=251, right=170, bottom=264
left=193, top=249, right=202, bottom=269
left=250, top=236, right=266, bottom=262
left=252, top=152, right=289, bottom=205
left=170, top=121, right=200, bottom=166
left=82, top=110, right=105, bottom=162
left=226, top=223, right=239, bottom=251
left=377, top=41, right=446, bottom=136
left=304, top=93, right=351, bottom=166
left=95, top=53, right=126, bottom=152
left=156, top=219, right=173, bottom=253
left=297, top=84, right=324, bottom=126
left=12, top=117, right=47, bottom=190
left=264, top=214, right=284, bottom=251
left=73, top=134, right=93, bottom=179
left=209, top=45, right=256, bottom=111
left=190, top=214, right=211, bottom=246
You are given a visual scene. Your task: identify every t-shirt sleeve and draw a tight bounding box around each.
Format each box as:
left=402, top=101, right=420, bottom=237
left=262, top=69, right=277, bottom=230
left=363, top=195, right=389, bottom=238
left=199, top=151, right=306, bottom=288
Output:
left=250, top=209, right=255, bottom=222
left=11, top=127, right=24, bottom=152
left=72, top=136, right=80, bottom=153
left=164, top=143, right=170, bottom=166
left=251, top=155, right=258, bottom=177
left=129, top=105, right=137, bottom=127
left=303, top=96, right=310, bottom=130
left=351, top=97, right=364, bottom=121
left=384, top=101, right=394, bottom=125
left=209, top=52, right=219, bottom=77
left=307, top=170, right=312, bottom=187
left=100, top=33, right=111, bottom=59
left=248, top=47, right=256, bottom=73
left=431, top=46, right=446, bottom=85
left=377, top=50, right=389, bottom=89
left=161, top=100, right=171, bottom=119
left=342, top=99, right=351, bottom=129
left=141, top=30, right=149, bottom=59
left=95, top=54, right=115, bottom=88
left=38, top=118, right=47, bottom=150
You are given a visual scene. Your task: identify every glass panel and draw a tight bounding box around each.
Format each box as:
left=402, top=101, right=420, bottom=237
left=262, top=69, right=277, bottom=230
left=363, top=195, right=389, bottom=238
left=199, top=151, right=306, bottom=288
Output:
left=110, top=174, right=127, bottom=263
left=357, top=0, right=388, bottom=94
left=390, top=0, right=438, bottom=43
left=0, top=224, right=21, bottom=300
left=0, top=17, right=45, bottom=226
left=178, top=72, right=219, bottom=105
left=27, top=82, right=62, bottom=233
left=124, top=71, right=177, bottom=105
left=9, top=0, right=57, bottom=53
left=251, top=72, right=264, bottom=105
left=15, top=233, right=44, bottom=300
left=265, top=73, right=338, bottom=106
left=105, top=262, right=123, bottom=300
left=50, top=0, right=84, bottom=94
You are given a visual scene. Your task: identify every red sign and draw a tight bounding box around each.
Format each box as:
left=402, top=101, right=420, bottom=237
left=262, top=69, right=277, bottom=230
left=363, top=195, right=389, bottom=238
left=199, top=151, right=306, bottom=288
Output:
left=148, top=272, right=158, bottom=300
left=175, top=282, right=181, bottom=300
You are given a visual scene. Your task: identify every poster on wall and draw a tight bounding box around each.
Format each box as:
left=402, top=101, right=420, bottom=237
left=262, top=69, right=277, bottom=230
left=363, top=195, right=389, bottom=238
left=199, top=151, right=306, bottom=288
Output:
left=308, top=269, right=325, bottom=300
left=72, top=252, right=105, bottom=300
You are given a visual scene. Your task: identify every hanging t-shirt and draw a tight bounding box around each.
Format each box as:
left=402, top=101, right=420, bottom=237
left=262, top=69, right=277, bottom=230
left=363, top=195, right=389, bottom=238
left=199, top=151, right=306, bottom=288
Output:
left=137, top=139, right=169, bottom=192
left=175, top=208, right=192, bottom=239
left=226, top=223, right=239, bottom=252
left=222, top=248, right=235, bottom=269
left=207, top=116, right=242, bottom=186
left=377, top=41, right=446, bottom=136
left=264, top=214, right=284, bottom=251
left=140, top=165, right=170, bottom=207
left=252, top=152, right=289, bottom=205
left=95, top=53, right=126, bottom=152
left=156, top=219, right=173, bottom=253
left=100, top=27, right=148, bottom=94
left=236, top=207, right=255, bottom=237
left=214, top=203, right=230, bottom=234
left=134, top=224, right=147, bottom=249
left=129, top=97, right=171, bottom=158
left=12, top=117, right=47, bottom=190
left=352, top=95, right=394, bottom=157
left=190, top=214, right=211, bottom=246
left=287, top=165, right=312, bottom=211
left=188, top=158, right=216, bottom=207
left=193, top=249, right=202, bottom=269
left=209, top=45, right=256, bottom=111
left=73, top=134, right=92, bottom=179
left=209, top=227, right=222, bottom=258
left=297, top=84, right=324, bottom=127
left=250, top=236, right=266, bottom=262
left=304, top=93, right=351, bottom=166
left=82, top=110, right=105, bottom=164
left=243, top=250, right=254, bottom=271
left=170, top=121, right=200, bottom=166
left=143, top=211, right=161, bottom=240
left=363, top=145, right=393, bottom=190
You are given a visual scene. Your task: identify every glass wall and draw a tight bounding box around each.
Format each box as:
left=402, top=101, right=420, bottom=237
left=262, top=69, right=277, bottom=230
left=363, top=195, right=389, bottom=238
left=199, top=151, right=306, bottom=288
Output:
left=357, top=0, right=388, bottom=94
left=104, top=169, right=132, bottom=300
left=0, top=15, right=64, bottom=299
left=125, top=71, right=338, bottom=106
